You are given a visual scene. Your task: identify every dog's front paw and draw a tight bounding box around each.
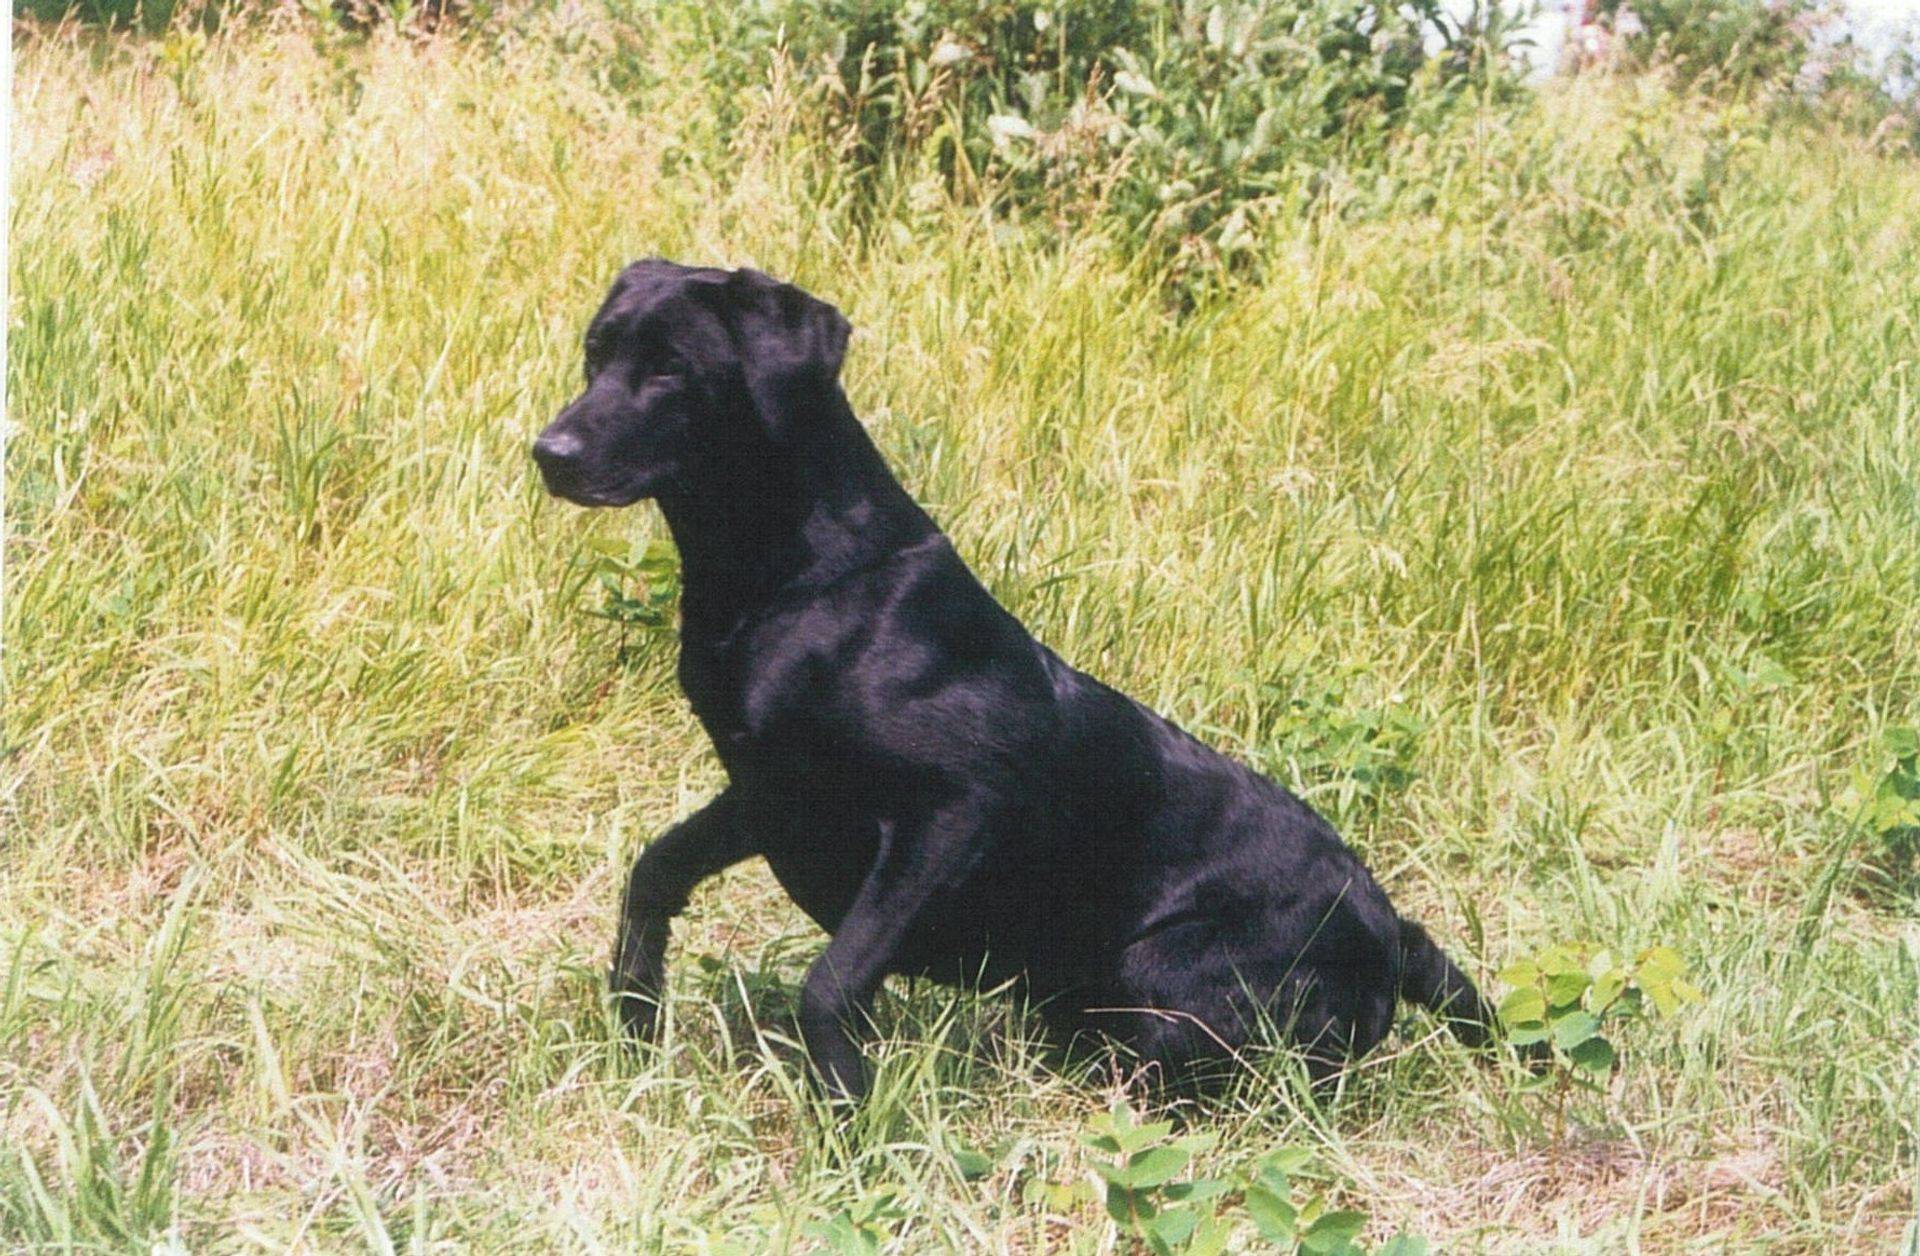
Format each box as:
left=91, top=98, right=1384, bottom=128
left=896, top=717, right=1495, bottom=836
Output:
left=802, top=1036, right=872, bottom=1109
left=809, top=1058, right=870, bottom=1118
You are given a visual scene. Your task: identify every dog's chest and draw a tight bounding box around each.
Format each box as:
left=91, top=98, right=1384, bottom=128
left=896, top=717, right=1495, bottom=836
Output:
left=678, top=623, right=857, bottom=778
left=679, top=655, right=764, bottom=769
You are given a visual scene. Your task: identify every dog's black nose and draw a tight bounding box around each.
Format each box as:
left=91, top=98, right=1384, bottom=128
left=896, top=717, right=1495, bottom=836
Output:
left=531, top=430, right=584, bottom=471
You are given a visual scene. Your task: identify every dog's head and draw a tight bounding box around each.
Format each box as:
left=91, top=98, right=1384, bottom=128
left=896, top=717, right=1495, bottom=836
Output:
left=531, top=259, right=852, bottom=506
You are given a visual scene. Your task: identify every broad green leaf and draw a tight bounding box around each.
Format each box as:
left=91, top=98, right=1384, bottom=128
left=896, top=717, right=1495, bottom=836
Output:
left=1376, top=1235, right=1430, bottom=1256
left=1104, top=1186, right=1155, bottom=1226
left=1300, top=1209, right=1369, bottom=1253
left=1506, top=1023, right=1550, bottom=1047
left=1250, top=1166, right=1293, bottom=1201
left=1499, top=987, right=1545, bottom=1024
left=1025, top=1179, right=1089, bottom=1211
left=1568, top=1035, right=1616, bottom=1075
left=1244, top=1185, right=1298, bottom=1242
left=1122, top=1145, right=1192, bottom=1189
left=1539, top=944, right=1587, bottom=976
left=1146, top=1205, right=1198, bottom=1249
left=1086, top=1104, right=1169, bottom=1154
left=1132, top=1122, right=1174, bottom=1150
left=1262, top=1146, right=1314, bottom=1175
left=1174, top=1131, right=1218, bottom=1157
left=1646, top=973, right=1703, bottom=1016
left=1546, top=970, right=1590, bottom=1008
left=1183, top=1210, right=1232, bottom=1256
left=1496, top=959, right=1539, bottom=988
left=1637, top=945, right=1686, bottom=982
left=1550, top=1010, right=1602, bottom=1049
left=1163, top=1177, right=1231, bottom=1204
left=950, top=1147, right=993, bottom=1180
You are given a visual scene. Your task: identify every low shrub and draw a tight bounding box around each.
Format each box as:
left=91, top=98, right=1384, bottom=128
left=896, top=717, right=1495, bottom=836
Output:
left=1605, top=0, right=1819, bottom=92
left=1013, top=1103, right=1429, bottom=1255
left=1590, top=0, right=1920, bottom=151
left=689, top=0, right=1529, bottom=275
left=1851, top=726, right=1920, bottom=898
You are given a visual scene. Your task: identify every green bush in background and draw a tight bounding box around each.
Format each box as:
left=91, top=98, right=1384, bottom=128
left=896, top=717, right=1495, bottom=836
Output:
left=692, top=0, right=1528, bottom=276
left=1606, top=0, right=1818, bottom=91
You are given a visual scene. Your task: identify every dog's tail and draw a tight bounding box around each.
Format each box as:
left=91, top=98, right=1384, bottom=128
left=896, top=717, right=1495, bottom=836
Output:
left=1396, top=918, right=1498, bottom=1049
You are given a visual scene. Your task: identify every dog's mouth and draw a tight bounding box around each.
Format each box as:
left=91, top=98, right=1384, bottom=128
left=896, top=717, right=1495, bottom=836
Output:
left=532, top=450, right=652, bottom=508
left=531, top=427, right=679, bottom=507
left=541, top=477, right=647, bottom=508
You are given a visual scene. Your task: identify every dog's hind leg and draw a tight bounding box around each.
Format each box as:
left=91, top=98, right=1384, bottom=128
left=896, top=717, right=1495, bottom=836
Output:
left=611, top=789, right=758, bottom=1043
left=1090, top=913, right=1397, bottom=1090
left=1079, top=920, right=1258, bottom=1088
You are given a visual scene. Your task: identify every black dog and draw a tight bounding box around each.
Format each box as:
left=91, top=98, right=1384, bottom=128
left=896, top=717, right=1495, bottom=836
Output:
left=533, top=260, right=1499, bottom=1102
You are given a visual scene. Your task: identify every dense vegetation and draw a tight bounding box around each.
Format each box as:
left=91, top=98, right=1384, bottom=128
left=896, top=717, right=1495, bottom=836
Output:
left=6, top=0, right=1918, bottom=1248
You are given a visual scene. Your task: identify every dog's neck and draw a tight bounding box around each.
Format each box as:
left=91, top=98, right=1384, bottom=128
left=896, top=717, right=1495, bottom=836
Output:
left=656, top=390, right=938, bottom=640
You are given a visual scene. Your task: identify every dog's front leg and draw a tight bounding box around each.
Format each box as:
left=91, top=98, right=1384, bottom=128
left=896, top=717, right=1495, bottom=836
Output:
left=611, top=788, right=756, bottom=1043
left=798, top=797, right=994, bottom=1105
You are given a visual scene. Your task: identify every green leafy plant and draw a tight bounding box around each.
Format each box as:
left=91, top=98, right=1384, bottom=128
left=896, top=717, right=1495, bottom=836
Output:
left=1257, top=672, right=1425, bottom=821
left=1851, top=726, right=1920, bottom=896
left=1081, top=1102, right=1227, bottom=1254
left=1498, top=942, right=1702, bottom=1127
left=1242, top=1146, right=1425, bottom=1255
left=805, top=1185, right=910, bottom=1254
left=583, top=537, right=682, bottom=664
left=1027, top=1102, right=1426, bottom=1254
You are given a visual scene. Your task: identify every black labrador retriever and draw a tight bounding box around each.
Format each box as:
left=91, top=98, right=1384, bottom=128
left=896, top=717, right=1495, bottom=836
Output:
left=532, top=259, right=1499, bottom=1102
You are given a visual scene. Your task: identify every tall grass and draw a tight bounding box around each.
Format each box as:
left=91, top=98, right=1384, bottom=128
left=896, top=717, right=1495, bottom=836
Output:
left=6, top=12, right=1918, bottom=1250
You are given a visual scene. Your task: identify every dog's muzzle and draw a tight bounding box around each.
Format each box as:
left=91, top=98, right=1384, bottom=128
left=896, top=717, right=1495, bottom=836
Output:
left=531, top=429, right=588, bottom=497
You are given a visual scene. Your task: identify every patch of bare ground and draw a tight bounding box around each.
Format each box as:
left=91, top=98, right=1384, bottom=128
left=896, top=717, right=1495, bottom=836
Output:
left=1387, top=1131, right=1807, bottom=1251
left=1698, top=825, right=1803, bottom=907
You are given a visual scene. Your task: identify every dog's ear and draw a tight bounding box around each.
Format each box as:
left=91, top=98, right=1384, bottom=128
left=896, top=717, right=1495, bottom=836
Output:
left=720, top=268, right=851, bottom=442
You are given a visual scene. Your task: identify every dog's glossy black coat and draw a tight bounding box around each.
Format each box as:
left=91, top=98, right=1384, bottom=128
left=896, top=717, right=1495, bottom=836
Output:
left=533, top=259, right=1497, bottom=1101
